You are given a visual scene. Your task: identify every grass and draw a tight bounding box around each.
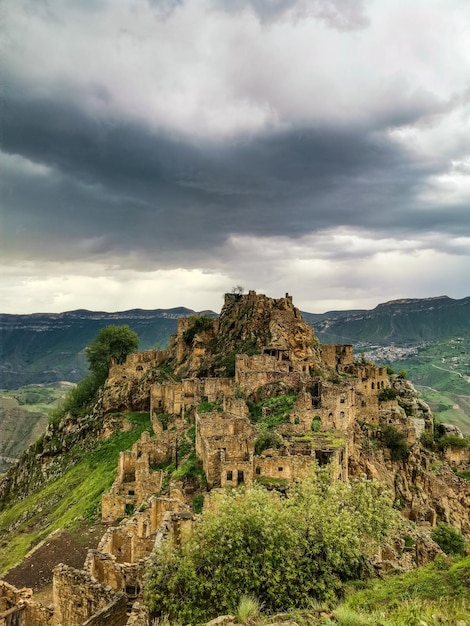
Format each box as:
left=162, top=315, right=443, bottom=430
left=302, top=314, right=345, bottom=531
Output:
left=235, top=595, right=261, bottom=625
left=0, top=412, right=152, bottom=574
left=248, top=394, right=297, bottom=429
left=344, top=554, right=470, bottom=621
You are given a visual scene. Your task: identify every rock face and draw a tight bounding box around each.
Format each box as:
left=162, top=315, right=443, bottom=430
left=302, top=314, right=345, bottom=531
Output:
left=173, top=291, right=323, bottom=379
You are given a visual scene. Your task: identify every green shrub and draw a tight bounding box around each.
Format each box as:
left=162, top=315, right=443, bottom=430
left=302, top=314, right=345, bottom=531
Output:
left=432, top=523, right=467, bottom=555
left=311, top=416, right=321, bottom=432
left=254, top=429, right=282, bottom=455
left=145, top=470, right=398, bottom=623
left=192, top=495, right=204, bottom=514
left=381, top=425, right=410, bottom=461
left=398, top=399, right=414, bottom=416
left=378, top=388, right=397, bottom=401
left=420, top=431, right=435, bottom=450
left=437, top=435, right=470, bottom=450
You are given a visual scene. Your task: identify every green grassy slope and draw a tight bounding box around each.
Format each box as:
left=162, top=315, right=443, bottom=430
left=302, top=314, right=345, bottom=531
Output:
left=340, top=555, right=470, bottom=625
left=389, top=336, right=470, bottom=435
left=0, top=412, right=152, bottom=574
left=0, top=384, right=68, bottom=471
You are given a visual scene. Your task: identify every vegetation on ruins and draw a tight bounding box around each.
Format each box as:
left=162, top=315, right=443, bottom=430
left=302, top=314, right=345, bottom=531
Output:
left=145, top=468, right=398, bottom=623
left=182, top=315, right=214, bottom=344
left=248, top=393, right=297, bottom=428
left=377, top=387, right=397, bottom=401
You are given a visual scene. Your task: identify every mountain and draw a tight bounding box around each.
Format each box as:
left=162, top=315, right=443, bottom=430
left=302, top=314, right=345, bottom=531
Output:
left=304, top=296, right=470, bottom=345
left=0, top=307, right=215, bottom=389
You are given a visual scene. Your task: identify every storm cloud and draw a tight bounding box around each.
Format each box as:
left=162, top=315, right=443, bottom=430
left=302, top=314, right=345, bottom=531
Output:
left=1, top=0, right=470, bottom=313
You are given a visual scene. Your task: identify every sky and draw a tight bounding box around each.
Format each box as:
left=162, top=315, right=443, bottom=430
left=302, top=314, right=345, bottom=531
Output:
left=1, top=0, right=470, bottom=315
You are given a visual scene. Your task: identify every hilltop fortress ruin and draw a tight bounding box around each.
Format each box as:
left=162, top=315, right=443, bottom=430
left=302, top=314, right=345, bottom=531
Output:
left=2, top=290, right=469, bottom=626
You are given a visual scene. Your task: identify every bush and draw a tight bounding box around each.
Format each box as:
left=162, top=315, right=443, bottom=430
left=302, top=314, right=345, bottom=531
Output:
left=145, top=470, right=398, bottom=623
left=419, top=431, right=435, bottom=450
left=378, top=387, right=397, bottom=401
left=437, top=435, right=470, bottom=450
left=432, top=522, right=466, bottom=555
left=381, top=425, right=410, bottom=461
left=254, top=429, right=282, bottom=455
left=311, top=416, right=321, bottom=432
left=183, top=316, right=214, bottom=344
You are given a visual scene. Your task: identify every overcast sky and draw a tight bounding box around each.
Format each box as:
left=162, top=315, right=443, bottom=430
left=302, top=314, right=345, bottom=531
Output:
left=1, top=0, right=470, bottom=315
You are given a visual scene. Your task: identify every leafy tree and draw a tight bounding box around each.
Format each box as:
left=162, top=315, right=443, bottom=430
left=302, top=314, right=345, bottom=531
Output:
left=49, top=325, right=139, bottom=421
left=145, top=469, right=398, bottom=623
left=85, top=324, right=139, bottom=383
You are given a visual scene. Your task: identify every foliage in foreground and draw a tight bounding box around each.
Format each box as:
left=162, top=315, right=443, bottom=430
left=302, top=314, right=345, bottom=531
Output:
left=145, top=469, right=398, bottom=623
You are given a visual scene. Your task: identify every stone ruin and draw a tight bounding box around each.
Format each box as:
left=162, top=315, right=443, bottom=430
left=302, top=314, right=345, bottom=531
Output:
left=3, top=290, right=466, bottom=626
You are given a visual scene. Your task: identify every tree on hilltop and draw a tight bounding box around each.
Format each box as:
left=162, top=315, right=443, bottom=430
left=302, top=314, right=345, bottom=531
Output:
left=86, top=324, right=139, bottom=383
left=50, top=325, right=139, bottom=422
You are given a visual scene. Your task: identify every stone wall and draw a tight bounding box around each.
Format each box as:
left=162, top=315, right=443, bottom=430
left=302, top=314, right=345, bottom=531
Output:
left=0, top=581, right=53, bottom=626
left=81, top=593, right=127, bottom=626
left=321, top=344, right=354, bottom=369
left=196, top=408, right=256, bottom=488
left=101, top=440, right=164, bottom=523
left=317, top=381, right=356, bottom=431
left=52, top=564, right=119, bottom=626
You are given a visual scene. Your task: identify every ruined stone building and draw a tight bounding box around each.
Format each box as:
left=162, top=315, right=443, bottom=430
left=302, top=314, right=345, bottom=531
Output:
left=3, top=290, right=467, bottom=626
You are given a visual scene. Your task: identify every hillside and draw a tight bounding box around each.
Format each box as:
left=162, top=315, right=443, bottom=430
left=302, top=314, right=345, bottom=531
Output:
left=0, top=290, right=469, bottom=626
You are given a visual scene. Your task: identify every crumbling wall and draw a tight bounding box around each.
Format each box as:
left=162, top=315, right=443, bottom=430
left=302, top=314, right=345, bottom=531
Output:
left=0, top=581, right=52, bottom=626
left=52, top=564, right=119, bottom=626
left=321, top=344, right=354, bottom=370
left=318, top=381, right=356, bottom=431
left=254, top=453, right=313, bottom=484
left=355, top=392, right=380, bottom=425
left=196, top=409, right=255, bottom=488
left=81, top=593, right=127, bottom=626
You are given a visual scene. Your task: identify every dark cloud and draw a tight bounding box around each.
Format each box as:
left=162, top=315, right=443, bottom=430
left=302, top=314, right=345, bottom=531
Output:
left=2, top=77, right=469, bottom=271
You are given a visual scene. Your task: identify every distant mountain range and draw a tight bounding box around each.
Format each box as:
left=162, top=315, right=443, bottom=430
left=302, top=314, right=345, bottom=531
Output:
left=303, top=296, right=470, bottom=345
left=1, top=296, right=470, bottom=389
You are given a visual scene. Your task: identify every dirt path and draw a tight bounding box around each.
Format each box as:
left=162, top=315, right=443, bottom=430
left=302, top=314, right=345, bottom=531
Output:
left=3, top=522, right=105, bottom=597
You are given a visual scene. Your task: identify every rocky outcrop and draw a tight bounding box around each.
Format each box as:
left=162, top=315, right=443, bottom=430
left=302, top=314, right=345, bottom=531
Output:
left=350, top=428, right=470, bottom=536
